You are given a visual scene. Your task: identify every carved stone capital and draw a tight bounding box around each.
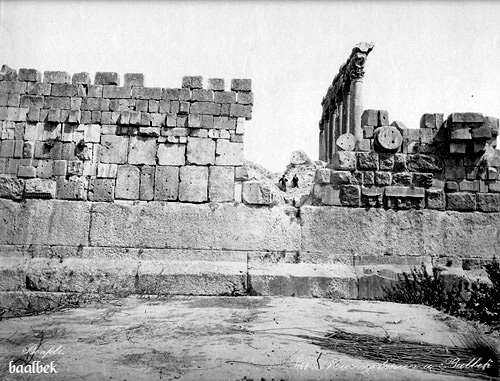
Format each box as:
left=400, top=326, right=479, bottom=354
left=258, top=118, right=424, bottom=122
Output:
left=348, top=52, right=368, bottom=80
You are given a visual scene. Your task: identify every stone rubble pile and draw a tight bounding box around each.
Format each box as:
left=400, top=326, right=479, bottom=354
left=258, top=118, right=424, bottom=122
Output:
left=0, top=65, right=270, bottom=204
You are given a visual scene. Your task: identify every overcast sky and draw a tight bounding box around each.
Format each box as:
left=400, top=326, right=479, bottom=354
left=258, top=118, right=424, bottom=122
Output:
left=2, top=1, right=500, bottom=172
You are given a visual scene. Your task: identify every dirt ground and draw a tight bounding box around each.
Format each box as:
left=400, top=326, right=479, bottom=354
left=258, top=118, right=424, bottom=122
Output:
left=0, top=296, right=497, bottom=381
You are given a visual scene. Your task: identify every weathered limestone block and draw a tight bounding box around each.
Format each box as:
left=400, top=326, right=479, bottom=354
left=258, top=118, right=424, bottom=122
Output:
left=162, top=88, right=191, bottom=101
left=56, top=176, right=85, bottom=200
left=95, top=72, right=120, bottom=86
left=124, top=73, right=144, bottom=87
left=88, top=178, right=114, bottom=202
left=179, top=166, right=208, bottom=202
left=0, top=175, right=24, bottom=200
left=459, top=179, right=479, bottom=192
left=140, top=166, right=155, bottom=201
left=18, top=68, right=41, bottom=82
left=229, top=104, right=252, bottom=119
left=207, top=78, right=225, bottom=91
left=214, top=91, right=236, bottom=103
left=450, top=126, right=472, bottom=140
left=20, top=95, right=43, bottom=109
left=477, top=193, right=500, bottom=212
left=314, top=168, right=330, bottom=184
left=132, top=87, right=161, bottom=100
left=24, top=178, right=55, bottom=198
left=412, top=173, right=433, bottom=188
left=209, top=166, right=234, bottom=202
left=53, top=160, right=67, bottom=176
left=157, top=143, right=185, bottom=166
left=448, top=112, right=483, bottom=124
left=407, top=154, right=443, bottom=172
left=230, top=79, right=251, bottom=92
left=90, top=203, right=299, bottom=251
left=361, top=186, right=383, bottom=207
left=446, top=192, right=476, bottom=211
left=186, top=137, right=215, bottom=165
left=43, top=71, right=70, bottom=84
left=322, top=185, right=341, bottom=206
left=13, top=200, right=90, bottom=246
left=362, top=110, right=378, bottom=126
left=363, top=171, right=375, bottom=186
left=378, top=110, right=389, bottom=126
left=449, top=142, right=467, bottom=154
left=215, top=140, right=243, bottom=166
left=182, top=76, right=203, bottom=89
left=97, top=163, right=118, bottom=178
left=374, top=126, right=402, bottom=153
left=357, top=152, right=379, bottom=170
left=127, top=136, right=156, bottom=165
left=330, top=171, right=351, bottom=189
left=331, top=151, right=356, bottom=170
left=154, top=166, right=179, bottom=201
left=363, top=125, right=374, bottom=139
left=115, top=165, right=140, bottom=200
left=242, top=181, right=271, bottom=205
left=237, top=92, right=253, bottom=105
left=375, top=171, right=391, bottom=186
left=426, top=188, right=445, bottom=210
left=379, top=154, right=395, bottom=171
left=339, top=185, right=360, bottom=206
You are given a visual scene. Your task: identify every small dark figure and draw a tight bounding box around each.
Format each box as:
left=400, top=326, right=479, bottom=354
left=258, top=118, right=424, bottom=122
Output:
left=291, top=174, right=299, bottom=188
left=279, top=174, right=288, bottom=191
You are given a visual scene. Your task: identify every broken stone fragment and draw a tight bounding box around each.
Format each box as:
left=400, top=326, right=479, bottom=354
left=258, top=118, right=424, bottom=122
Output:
left=361, top=109, right=378, bottom=126
left=242, top=181, right=271, bottom=205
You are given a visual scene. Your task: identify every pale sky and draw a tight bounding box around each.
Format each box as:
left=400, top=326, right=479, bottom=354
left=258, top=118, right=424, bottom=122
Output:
left=1, top=1, right=500, bottom=172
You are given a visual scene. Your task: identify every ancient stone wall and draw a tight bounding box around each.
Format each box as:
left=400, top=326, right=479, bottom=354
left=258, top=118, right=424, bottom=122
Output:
left=0, top=66, right=252, bottom=203
left=1, top=54, right=500, bottom=303
left=313, top=110, right=500, bottom=212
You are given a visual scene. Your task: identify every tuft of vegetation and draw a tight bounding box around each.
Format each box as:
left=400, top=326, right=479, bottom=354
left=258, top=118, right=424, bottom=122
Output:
left=384, top=257, right=500, bottom=329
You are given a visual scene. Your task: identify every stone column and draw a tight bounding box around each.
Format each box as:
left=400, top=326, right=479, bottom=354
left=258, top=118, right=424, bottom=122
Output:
left=330, top=109, right=336, bottom=155
left=343, top=88, right=351, bottom=135
left=350, top=78, right=363, bottom=141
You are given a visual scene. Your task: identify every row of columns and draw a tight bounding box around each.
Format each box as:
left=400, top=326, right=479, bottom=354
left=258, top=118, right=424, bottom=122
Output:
left=319, top=42, right=374, bottom=163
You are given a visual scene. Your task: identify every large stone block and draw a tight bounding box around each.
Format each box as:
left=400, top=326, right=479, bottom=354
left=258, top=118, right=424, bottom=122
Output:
left=95, top=72, right=120, bottom=86
left=157, top=143, right=185, bottom=166
left=446, top=192, right=476, bottom=211
left=128, top=136, right=156, bottom=165
left=13, top=200, right=90, bottom=246
left=407, top=154, right=443, bottom=172
left=0, top=199, right=20, bottom=244
left=43, top=71, right=70, bottom=84
left=331, top=151, right=356, bottom=170
left=477, top=193, right=500, bottom=212
left=215, top=140, right=243, bottom=166
left=24, top=178, right=56, bottom=198
left=209, top=166, right=234, bottom=202
left=0, top=175, right=24, bottom=200
left=88, top=178, right=114, bottom=202
left=56, top=176, right=85, bottom=200
left=242, top=181, right=271, bottom=205
left=90, top=202, right=300, bottom=251
left=99, top=135, right=128, bottom=164
left=186, top=137, right=215, bottom=165
left=154, top=166, right=179, bottom=201
left=300, top=206, right=500, bottom=258
left=179, top=166, right=208, bottom=202
left=139, top=165, right=155, bottom=201
left=115, top=165, right=140, bottom=200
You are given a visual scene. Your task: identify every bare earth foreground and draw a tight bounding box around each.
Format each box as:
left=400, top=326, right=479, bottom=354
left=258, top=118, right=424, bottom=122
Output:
left=0, top=296, right=496, bottom=381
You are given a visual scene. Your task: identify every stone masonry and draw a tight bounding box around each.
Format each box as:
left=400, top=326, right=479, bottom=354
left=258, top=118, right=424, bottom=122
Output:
left=0, top=66, right=253, bottom=204
left=1, top=48, right=500, bottom=303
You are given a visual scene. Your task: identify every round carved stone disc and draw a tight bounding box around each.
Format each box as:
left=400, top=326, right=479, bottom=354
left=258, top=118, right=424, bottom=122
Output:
left=375, top=126, right=402, bottom=152
left=336, top=133, right=356, bottom=152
